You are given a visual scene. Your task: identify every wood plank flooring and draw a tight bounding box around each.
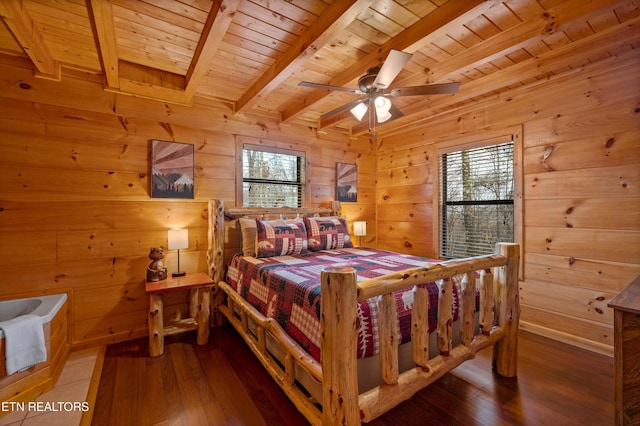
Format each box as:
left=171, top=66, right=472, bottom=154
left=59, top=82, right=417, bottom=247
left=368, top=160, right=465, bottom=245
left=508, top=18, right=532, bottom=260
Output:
left=92, top=325, right=614, bottom=425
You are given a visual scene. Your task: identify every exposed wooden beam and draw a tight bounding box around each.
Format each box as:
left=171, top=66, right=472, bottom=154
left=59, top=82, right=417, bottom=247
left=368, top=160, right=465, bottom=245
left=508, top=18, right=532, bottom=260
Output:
left=286, top=0, right=494, bottom=126
left=184, top=0, right=241, bottom=100
left=87, top=0, right=119, bottom=89
left=88, top=0, right=239, bottom=104
left=234, top=0, right=375, bottom=115
left=0, top=0, right=59, bottom=80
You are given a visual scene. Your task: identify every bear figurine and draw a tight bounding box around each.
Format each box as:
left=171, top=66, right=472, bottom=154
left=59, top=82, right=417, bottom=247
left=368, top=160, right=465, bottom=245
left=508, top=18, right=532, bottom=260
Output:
left=146, top=246, right=167, bottom=281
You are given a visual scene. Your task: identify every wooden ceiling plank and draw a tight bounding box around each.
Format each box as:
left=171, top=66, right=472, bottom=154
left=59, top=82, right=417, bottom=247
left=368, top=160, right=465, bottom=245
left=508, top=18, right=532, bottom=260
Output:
left=226, top=22, right=290, bottom=54
left=426, top=0, right=627, bottom=84
left=0, top=0, right=59, bottom=79
left=184, top=0, right=242, bottom=100
left=214, top=46, right=269, bottom=73
left=345, top=16, right=392, bottom=46
left=113, top=5, right=202, bottom=43
left=88, top=0, right=119, bottom=89
left=113, top=17, right=198, bottom=50
left=234, top=0, right=376, bottom=115
left=117, top=45, right=189, bottom=76
left=140, top=0, right=210, bottom=24
left=252, top=0, right=319, bottom=26
left=217, top=39, right=274, bottom=66
left=42, top=35, right=101, bottom=69
left=238, top=1, right=310, bottom=37
left=351, top=15, right=640, bottom=135
left=232, top=10, right=299, bottom=43
left=112, top=0, right=205, bottom=33
left=116, top=28, right=195, bottom=60
left=371, top=0, right=422, bottom=28
left=281, top=0, right=491, bottom=124
left=27, top=0, right=91, bottom=22
left=355, top=7, right=406, bottom=38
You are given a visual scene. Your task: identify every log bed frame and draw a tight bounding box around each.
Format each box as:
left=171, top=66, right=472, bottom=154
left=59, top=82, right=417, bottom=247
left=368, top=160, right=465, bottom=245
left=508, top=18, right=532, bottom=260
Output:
left=206, top=199, right=520, bottom=425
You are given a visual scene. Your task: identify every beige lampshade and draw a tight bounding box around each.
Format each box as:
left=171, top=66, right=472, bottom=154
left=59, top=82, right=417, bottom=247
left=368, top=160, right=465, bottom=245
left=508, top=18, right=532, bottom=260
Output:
left=167, top=228, right=189, bottom=250
left=350, top=102, right=368, bottom=121
left=353, top=221, right=367, bottom=237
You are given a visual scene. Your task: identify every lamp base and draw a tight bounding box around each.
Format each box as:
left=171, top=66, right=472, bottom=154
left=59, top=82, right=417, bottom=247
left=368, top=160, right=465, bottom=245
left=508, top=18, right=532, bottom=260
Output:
left=172, top=271, right=186, bottom=277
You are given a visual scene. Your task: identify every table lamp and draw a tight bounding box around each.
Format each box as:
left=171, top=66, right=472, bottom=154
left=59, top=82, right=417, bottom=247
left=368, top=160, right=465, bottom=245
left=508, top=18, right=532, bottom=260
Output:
left=353, top=221, right=366, bottom=247
left=168, top=228, right=188, bottom=277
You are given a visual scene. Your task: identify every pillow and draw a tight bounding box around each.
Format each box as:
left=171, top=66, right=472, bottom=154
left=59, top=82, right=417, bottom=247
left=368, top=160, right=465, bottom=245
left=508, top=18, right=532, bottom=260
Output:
left=255, top=218, right=308, bottom=258
left=303, top=216, right=353, bottom=251
left=239, top=217, right=305, bottom=257
left=239, top=217, right=259, bottom=257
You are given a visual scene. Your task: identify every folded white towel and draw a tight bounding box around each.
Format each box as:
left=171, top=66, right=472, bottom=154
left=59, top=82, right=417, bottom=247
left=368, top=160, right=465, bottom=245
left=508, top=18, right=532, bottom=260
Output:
left=0, top=314, right=47, bottom=375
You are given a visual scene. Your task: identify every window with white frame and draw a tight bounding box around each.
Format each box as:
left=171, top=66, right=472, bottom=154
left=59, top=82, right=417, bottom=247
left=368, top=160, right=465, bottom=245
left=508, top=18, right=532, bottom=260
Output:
left=439, top=140, right=514, bottom=259
left=242, top=146, right=306, bottom=208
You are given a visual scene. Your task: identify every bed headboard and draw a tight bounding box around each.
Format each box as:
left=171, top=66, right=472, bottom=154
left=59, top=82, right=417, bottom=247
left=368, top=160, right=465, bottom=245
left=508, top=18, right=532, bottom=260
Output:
left=206, top=199, right=341, bottom=282
left=224, top=203, right=341, bottom=219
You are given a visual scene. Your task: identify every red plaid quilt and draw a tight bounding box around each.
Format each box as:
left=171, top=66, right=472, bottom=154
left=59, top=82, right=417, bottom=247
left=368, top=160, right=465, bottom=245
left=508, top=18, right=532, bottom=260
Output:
left=225, top=248, right=463, bottom=361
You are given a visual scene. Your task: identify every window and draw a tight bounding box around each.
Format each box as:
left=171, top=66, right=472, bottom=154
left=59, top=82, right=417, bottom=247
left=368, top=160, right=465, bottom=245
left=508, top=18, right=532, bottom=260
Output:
left=439, top=140, right=514, bottom=259
left=242, top=146, right=306, bottom=208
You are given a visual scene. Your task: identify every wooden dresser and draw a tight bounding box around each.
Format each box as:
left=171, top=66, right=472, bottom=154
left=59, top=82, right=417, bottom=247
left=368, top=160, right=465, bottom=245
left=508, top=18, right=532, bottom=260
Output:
left=608, top=274, right=640, bottom=425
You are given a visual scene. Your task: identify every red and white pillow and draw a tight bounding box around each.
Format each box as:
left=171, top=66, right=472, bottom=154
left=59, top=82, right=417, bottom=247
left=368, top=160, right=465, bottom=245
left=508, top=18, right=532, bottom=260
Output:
left=303, top=216, right=353, bottom=251
left=255, top=218, right=308, bottom=258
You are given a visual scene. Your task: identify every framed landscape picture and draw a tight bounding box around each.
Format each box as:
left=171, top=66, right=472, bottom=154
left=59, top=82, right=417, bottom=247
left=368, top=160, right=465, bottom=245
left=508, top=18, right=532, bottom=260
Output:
left=336, top=162, right=357, bottom=202
left=150, top=140, right=194, bottom=199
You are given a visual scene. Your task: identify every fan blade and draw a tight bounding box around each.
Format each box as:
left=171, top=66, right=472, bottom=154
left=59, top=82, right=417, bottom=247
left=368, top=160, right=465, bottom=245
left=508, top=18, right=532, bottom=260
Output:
left=388, top=82, right=461, bottom=97
left=388, top=102, right=404, bottom=119
left=298, top=81, right=363, bottom=94
left=372, top=49, right=412, bottom=89
left=321, top=97, right=369, bottom=120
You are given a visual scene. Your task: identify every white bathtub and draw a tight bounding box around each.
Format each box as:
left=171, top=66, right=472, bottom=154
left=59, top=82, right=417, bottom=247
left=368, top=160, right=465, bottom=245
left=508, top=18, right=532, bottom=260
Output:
left=0, top=292, right=70, bottom=408
left=0, top=293, right=68, bottom=339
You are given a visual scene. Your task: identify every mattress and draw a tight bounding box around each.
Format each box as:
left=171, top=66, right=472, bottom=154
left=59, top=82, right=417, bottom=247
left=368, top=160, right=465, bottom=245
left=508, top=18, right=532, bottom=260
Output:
left=225, top=247, right=470, bottom=362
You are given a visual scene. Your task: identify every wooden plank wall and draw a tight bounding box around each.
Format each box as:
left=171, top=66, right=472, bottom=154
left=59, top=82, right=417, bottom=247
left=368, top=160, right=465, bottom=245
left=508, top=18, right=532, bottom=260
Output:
left=0, top=46, right=637, bottom=356
left=0, top=61, right=374, bottom=349
left=374, top=49, right=640, bottom=354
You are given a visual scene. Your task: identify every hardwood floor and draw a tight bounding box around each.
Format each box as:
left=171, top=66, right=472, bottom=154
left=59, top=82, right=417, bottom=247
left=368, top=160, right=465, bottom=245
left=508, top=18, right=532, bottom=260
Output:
left=93, top=325, right=614, bottom=425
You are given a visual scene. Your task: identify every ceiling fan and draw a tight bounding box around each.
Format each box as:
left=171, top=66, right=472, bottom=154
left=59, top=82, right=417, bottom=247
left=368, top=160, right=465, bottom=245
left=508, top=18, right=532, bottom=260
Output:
left=298, top=49, right=460, bottom=131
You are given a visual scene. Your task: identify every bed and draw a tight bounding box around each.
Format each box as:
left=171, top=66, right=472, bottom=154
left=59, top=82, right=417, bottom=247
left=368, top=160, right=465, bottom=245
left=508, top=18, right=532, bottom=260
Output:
left=206, top=199, right=520, bottom=425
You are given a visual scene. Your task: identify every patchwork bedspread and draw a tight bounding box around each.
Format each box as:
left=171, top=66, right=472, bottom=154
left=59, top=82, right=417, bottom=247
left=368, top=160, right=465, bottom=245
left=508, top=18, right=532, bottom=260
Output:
left=225, top=248, right=462, bottom=361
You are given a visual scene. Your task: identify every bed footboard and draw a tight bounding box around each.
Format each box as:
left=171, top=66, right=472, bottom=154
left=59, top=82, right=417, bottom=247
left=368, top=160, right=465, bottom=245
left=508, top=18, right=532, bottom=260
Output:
left=321, top=243, right=520, bottom=423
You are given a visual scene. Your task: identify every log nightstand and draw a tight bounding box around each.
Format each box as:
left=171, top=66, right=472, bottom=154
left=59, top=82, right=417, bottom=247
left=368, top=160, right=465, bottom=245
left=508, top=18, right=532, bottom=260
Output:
left=145, top=272, right=214, bottom=357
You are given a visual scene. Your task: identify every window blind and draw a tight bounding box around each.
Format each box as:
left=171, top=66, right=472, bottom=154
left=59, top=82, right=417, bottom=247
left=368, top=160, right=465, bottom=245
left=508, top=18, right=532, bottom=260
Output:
left=440, top=141, right=514, bottom=258
left=242, top=147, right=305, bottom=208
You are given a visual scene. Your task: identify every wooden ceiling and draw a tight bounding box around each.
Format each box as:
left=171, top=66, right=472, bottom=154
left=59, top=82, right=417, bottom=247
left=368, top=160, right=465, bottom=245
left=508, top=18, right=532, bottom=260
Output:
left=0, top=0, right=637, bottom=137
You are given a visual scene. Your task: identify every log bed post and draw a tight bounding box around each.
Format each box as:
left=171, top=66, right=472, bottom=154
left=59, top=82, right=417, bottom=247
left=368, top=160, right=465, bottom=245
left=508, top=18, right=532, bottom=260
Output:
left=321, top=266, right=360, bottom=425
left=493, top=242, right=520, bottom=377
left=330, top=200, right=341, bottom=216
left=207, top=199, right=225, bottom=326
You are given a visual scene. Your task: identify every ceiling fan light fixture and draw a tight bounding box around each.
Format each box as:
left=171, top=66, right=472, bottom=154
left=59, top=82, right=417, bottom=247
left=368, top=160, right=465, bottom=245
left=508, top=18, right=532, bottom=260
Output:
left=376, top=109, right=392, bottom=123
left=299, top=49, right=461, bottom=135
left=374, top=96, right=392, bottom=122
left=350, top=102, right=368, bottom=121
left=374, top=96, right=391, bottom=112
